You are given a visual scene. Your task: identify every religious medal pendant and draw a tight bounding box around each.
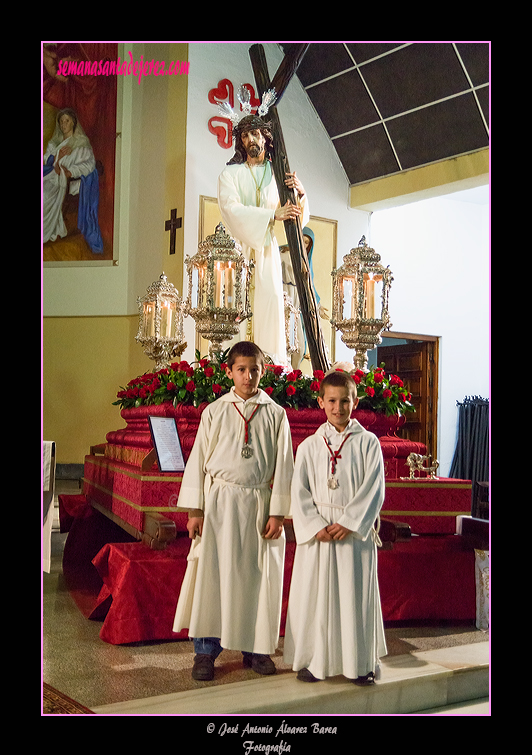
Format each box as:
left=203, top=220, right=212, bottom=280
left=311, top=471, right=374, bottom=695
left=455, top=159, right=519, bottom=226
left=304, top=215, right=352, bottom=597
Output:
left=324, top=434, right=351, bottom=492
left=241, top=443, right=254, bottom=459
left=234, top=402, right=259, bottom=459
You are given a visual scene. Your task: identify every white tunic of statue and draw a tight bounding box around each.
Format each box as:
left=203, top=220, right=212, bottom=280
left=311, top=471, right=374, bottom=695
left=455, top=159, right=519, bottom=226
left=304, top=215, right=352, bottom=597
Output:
left=173, top=388, right=294, bottom=655
left=43, top=123, right=96, bottom=244
left=283, top=419, right=388, bottom=680
left=218, top=160, right=309, bottom=365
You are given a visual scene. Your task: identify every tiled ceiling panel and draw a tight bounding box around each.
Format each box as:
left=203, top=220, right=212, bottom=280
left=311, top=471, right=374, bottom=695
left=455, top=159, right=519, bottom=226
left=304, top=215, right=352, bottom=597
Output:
left=280, top=42, right=490, bottom=186
left=359, top=43, right=470, bottom=118
left=306, top=69, right=379, bottom=135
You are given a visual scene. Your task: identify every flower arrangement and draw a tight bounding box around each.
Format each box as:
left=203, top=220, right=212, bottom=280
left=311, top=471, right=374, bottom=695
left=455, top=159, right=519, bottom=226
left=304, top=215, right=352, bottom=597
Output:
left=259, top=365, right=323, bottom=409
left=353, top=364, right=414, bottom=417
left=113, top=351, right=233, bottom=410
left=114, top=351, right=414, bottom=417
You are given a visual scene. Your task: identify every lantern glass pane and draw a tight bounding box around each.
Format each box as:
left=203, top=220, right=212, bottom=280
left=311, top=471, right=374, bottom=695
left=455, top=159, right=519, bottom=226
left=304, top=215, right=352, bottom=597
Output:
left=142, top=302, right=156, bottom=337
left=342, top=277, right=356, bottom=320
left=191, top=267, right=199, bottom=309
left=363, top=274, right=383, bottom=319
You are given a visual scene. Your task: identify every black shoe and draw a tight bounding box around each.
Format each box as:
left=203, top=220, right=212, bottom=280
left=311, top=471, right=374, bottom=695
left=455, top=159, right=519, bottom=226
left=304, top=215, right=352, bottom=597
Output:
left=353, top=672, right=375, bottom=686
left=242, top=652, right=276, bottom=675
left=192, top=653, right=215, bottom=681
left=297, top=668, right=320, bottom=682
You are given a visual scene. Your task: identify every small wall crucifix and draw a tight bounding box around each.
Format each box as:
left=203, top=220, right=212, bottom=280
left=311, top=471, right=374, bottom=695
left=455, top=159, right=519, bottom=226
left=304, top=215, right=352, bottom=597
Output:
left=165, top=209, right=182, bottom=255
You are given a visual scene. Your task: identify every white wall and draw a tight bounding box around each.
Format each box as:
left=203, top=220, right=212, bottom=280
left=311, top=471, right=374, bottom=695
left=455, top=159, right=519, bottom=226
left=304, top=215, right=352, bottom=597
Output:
left=369, top=186, right=490, bottom=475
left=182, top=42, right=370, bottom=360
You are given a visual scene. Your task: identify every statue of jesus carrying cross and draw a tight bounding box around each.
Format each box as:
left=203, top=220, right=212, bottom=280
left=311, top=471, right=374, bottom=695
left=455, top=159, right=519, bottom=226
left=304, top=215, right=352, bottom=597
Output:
left=217, top=44, right=329, bottom=372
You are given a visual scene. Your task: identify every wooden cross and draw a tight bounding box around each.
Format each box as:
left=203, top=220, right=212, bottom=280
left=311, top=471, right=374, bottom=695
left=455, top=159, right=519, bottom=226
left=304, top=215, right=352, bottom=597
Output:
left=249, top=44, right=330, bottom=373
left=165, top=208, right=182, bottom=255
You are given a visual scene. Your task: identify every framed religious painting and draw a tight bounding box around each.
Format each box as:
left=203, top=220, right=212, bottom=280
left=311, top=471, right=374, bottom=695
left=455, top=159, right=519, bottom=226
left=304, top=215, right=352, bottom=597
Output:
left=42, top=42, right=118, bottom=264
left=198, top=195, right=337, bottom=372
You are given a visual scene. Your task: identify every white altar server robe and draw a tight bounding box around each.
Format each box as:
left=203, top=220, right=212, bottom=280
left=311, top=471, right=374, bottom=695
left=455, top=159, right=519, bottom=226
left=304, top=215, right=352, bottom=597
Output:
left=218, top=162, right=309, bottom=365
left=283, top=419, right=387, bottom=680
left=173, top=388, right=293, bottom=655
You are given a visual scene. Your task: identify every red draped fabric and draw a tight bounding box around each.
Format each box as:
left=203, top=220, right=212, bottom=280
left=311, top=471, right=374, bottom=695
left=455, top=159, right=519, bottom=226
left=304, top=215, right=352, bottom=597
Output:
left=59, top=495, right=475, bottom=645
left=378, top=536, right=476, bottom=621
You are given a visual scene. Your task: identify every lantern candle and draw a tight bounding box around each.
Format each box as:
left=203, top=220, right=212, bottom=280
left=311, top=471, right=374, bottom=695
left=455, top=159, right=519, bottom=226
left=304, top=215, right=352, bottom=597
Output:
left=225, top=261, right=235, bottom=306
left=364, top=274, right=375, bottom=319
left=215, top=262, right=223, bottom=308
left=161, top=300, right=174, bottom=337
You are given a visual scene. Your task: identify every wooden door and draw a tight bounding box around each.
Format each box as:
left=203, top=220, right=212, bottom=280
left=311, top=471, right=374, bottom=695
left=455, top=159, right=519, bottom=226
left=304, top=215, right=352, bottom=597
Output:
left=376, top=338, right=438, bottom=458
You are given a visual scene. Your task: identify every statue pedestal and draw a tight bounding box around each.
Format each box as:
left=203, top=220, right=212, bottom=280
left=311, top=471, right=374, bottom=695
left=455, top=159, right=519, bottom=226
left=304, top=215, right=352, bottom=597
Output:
left=84, top=403, right=426, bottom=546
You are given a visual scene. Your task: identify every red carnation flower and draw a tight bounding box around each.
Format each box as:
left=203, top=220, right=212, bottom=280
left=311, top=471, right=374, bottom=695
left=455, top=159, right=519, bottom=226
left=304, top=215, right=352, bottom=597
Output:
left=148, top=379, right=160, bottom=394
left=264, top=386, right=274, bottom=396
left=286, top=371, right=298, bottom=382
left=204, top=366, right=214, bottom=378
left=186, top=380, right=196, bottom=392
left=286, top=384, right=296, bottom=396
left=212, top=383, right=222, bottom=394
left=273, top=365, right=284, bottom=376
left=374, top=372, right=384, bottom=383
left=365, top=386, right=375, bottom=397
left=313, top=370, right=325, bottom=380
left=382, top=389, right=392, bottom=399
left=310, top=380, right=320, bottom=391
left=167, top=381, right=176, bottom=391
left=199, top=358, right=210, bottom=368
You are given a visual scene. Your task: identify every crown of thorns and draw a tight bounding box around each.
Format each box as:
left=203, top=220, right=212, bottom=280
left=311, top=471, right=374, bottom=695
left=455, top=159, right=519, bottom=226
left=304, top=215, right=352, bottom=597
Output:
left=217, top=85, right=277, bottom=137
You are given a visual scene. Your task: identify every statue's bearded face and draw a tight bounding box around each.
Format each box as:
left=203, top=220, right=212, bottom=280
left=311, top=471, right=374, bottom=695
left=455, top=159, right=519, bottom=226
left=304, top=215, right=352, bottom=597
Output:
left=241, top=128, right=266, bottom=159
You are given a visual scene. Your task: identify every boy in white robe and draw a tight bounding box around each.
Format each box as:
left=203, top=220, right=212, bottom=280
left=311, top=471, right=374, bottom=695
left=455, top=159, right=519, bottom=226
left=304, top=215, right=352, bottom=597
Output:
left=284, top=371, right=387, bottom=685
left=173, top=341, right=294, bottom=680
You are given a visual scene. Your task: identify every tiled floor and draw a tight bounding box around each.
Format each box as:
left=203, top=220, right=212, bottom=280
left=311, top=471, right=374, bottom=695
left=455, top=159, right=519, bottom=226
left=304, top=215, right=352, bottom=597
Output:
left=43, top=483, right=489, bottom=716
